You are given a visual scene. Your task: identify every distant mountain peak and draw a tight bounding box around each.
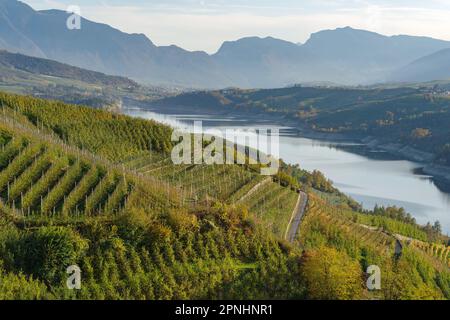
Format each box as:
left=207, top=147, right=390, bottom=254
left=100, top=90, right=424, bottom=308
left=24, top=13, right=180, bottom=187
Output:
left=0, top=0, right=34, bottom=12
left=334, top=26, right=362, bottom=32
left=1, top=0, right=450, bottom=88
left=215, top=36, right=298, bottom=56
left=305, top=26, right=386, bottom=45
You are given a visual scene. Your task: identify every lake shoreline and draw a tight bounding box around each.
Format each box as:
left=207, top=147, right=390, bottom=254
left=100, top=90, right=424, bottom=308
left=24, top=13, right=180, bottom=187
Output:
left=134, top=100, right=450, bottom=192
left=299, top=130, right=450, bottom=192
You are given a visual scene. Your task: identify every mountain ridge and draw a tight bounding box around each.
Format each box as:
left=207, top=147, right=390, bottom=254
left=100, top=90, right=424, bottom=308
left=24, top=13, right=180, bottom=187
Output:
left=0, top=49, right=138, bottom=87
left=391, top=48, right=450, bottom=82
left=1, top=0, right=450, bottom=88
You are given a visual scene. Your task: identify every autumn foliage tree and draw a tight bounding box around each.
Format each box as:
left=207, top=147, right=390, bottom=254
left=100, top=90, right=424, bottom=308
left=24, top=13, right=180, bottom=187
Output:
left=300, top=246, right=364, bottom=300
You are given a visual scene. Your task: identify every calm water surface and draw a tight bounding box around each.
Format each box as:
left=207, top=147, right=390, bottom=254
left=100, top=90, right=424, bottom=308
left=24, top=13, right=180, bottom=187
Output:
left=123, top=107, right=450, bottom=233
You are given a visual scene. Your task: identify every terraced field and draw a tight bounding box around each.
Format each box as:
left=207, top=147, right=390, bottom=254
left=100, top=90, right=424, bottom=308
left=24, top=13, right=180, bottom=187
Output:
left=0, top=125, right=136, bottom=218
left=239, top=180, right=299, bottom=237
left=300, top=194, right=396, bottom=252
left=0, top=115, right=299, bottom=238
left=0, top=103, right=298, bottom=238
left=406, top=238, right=450, bottom=268
left=125, top=154, right=300, bottom=237
left=301, top=194, right=450, bottom=271
left=0, top=91, right=448, bottom=300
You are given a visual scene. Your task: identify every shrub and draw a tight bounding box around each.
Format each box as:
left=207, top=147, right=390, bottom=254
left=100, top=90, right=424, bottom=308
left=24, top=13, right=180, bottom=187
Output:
left=12, top=226, right=88, bottom=284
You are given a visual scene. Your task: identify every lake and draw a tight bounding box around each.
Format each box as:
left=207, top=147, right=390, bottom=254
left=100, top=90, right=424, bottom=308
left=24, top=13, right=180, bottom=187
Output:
left=123, top=107, right=450, bottom=234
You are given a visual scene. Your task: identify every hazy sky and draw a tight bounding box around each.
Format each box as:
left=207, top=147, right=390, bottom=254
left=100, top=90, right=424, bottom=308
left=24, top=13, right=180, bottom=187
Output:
left=22, top=0, right=450, bottom=53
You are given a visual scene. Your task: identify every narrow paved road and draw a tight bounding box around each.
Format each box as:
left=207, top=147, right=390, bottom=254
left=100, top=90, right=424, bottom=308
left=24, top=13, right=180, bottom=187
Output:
left=285, top=191, right=308, bottom=243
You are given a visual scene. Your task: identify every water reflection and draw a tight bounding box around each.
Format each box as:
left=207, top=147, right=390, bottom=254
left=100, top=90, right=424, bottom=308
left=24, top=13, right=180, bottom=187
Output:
left=123, top=107, right=450, bottom=233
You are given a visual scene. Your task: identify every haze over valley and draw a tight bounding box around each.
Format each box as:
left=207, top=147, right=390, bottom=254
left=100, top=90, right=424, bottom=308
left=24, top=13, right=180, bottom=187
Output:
left=2, top=0, right=450, bottom=88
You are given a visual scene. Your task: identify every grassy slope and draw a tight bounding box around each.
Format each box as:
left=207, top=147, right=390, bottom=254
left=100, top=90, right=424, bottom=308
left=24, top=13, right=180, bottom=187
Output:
left=0, top=91, right=447, bottom=300
left=0, top=91, right=305, bottom=299
left=299, top=194, right=450, bottom=299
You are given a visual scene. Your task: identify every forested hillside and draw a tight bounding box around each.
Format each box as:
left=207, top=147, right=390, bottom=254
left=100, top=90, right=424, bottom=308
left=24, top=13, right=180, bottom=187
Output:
left=0, top=91, right=448, bottom=300
left=151, top=84, right=450, bottom=166
left=0, top=51, right=138, bottom=88
left=0, top=50, right=174, bottom=110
